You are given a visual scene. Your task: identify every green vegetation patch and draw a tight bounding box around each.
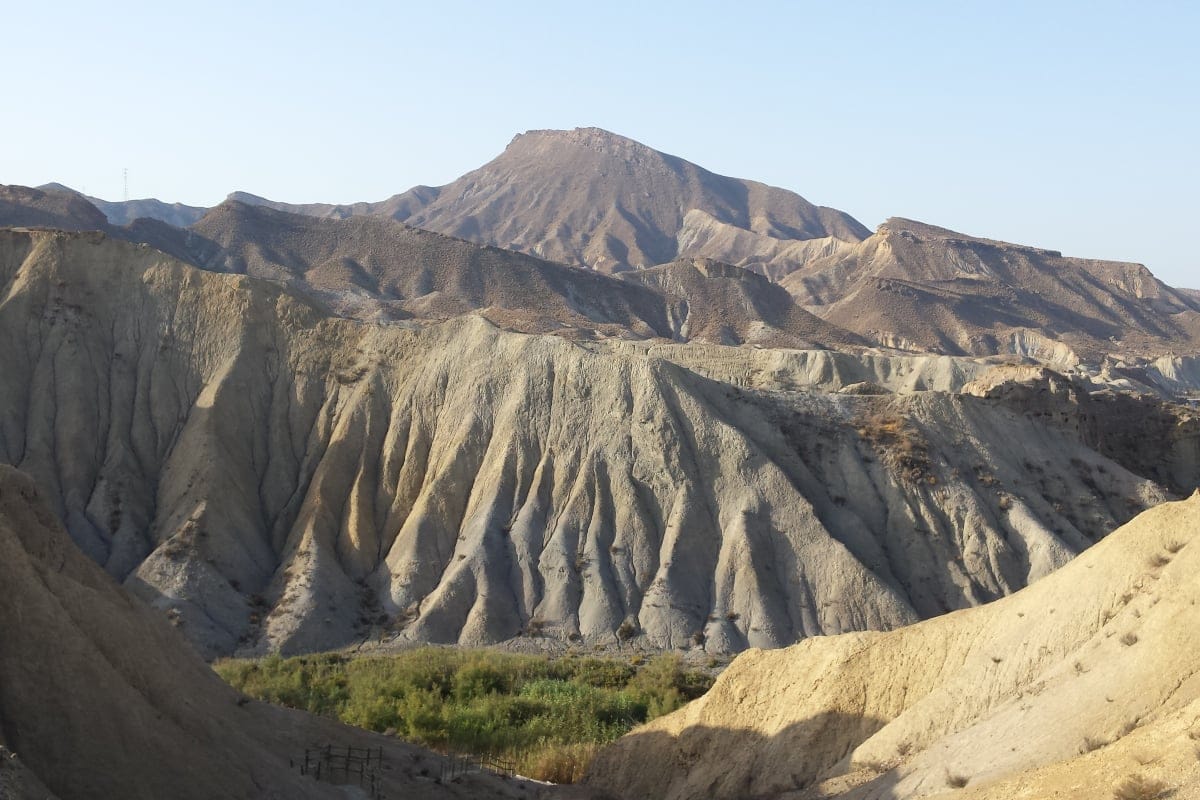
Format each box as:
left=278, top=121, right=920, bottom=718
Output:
left=214, top=648, right=713, bottom=783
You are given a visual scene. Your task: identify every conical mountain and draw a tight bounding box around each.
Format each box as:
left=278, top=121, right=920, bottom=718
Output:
left=399, top=127, right=870, bottom=272
left=231, top=127, right=870, bottom=275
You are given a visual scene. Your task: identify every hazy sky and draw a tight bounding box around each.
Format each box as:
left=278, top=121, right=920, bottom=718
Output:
left=5, top=1, right=1197, bottom=286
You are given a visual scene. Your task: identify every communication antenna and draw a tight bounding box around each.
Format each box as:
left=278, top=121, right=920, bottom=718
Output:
left=123, top=168, right=129, bottom=201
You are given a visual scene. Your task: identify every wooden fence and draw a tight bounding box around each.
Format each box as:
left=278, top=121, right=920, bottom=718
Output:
left=295, top=744, right=385, bottom=798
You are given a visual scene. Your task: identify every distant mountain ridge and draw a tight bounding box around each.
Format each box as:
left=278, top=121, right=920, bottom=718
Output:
left=37, top=182, right=207, bottom=228
left=0, top=185, right=862, bottom=349
left=184, top=200, right=866, bottom=348
left=13, top=126, right=1200, bottom=362
left=66, top=128, right=872, bottom=277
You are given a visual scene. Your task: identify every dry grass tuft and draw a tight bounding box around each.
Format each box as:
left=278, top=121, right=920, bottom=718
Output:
left=1112, top=773, right=1168, bottom=800
left=945, top=770, right=969, bottom=788
left=521, top=742, right=603, bottom=784
left=1147, top=552, right=1171, bottom=569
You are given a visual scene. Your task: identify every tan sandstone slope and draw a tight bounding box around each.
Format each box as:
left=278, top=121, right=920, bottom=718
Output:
left=0, top=464, right=577, bottom=800
left=0, top=228, right=1196, bottom=660
left=586, top=493, right=1200, bottom=800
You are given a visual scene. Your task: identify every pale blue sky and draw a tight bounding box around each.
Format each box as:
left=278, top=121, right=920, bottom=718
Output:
left=5, top=1, right=1197, bottom=286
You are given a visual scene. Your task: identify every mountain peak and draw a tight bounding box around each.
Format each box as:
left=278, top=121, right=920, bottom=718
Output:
left=398, top=127, right=869, bottom=273
left=512, top=125, right=639, bottom=146
left=505, top=127, right=666, bottom=163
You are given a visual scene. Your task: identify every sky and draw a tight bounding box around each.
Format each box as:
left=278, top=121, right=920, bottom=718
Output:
left=4, top=1, right=1197, bottom=287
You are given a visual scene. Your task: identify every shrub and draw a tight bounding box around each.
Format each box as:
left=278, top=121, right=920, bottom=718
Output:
left=945, top=771, right=969, bottom=788
left=214, top=646, right=713, bottom=783
left=1113, top=774, right=1168, bottom=800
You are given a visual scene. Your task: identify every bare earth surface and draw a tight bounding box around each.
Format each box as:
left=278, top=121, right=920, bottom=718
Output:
left=587, top=494, right=1200, bottom=800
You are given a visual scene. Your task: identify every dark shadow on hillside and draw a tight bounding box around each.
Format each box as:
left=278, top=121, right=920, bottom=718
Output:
left=583, top=711, right=895, bottom=800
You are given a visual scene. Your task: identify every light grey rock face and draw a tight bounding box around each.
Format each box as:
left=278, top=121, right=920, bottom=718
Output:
left=0, top=229, right=1192, bottom=659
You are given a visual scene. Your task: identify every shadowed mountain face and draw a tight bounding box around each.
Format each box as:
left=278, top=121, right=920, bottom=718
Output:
left=785, top=218, right=1200, bottom=362
left=1, top=228, right=1195, bottom=662
left=0, top=186, right=860, bottom=347
left=0, top=185, right=110, bottom=231
left=181, top=199, right=866, bottom=347
left=0, top=465, right=561, bottom=800
left=619, top=257, right=867, bottom=348
left=188, top=200, right=676, bottom=336
left=231, top=127, right=871, bottom=275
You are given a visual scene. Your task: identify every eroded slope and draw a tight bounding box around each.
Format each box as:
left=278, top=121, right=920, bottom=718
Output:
left=0, top=229, right=1195, bottom=662
left=0, top=464, right=553, bottom=800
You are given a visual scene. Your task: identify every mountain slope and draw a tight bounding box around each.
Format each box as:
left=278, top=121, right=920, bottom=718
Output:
left=0, top=184, right=110, bottom=231
left=89, top=194, right=208, bottom=227
left=233, top=127, right=870, bottom=275
left=586, top=494, right=1200, bottom=800
left=400, top=128, right=870, bottom=273
left=0, top=464, right=549, bottom=800
left=785, top=218, right=1200, bottom=362
left=188, top=199, right=677, bottom=335
left=34, top=183, right=209, bottom=228
left=619, top=257, right=867, bottom=348
left=184, top=200, right=864, bottom=347
left=0, top=228, right=1195, bottom=661
left=1, top=183, right=867, bottom=347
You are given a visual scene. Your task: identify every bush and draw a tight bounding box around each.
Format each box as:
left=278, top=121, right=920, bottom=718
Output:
left=1113, top=774, right=1168, bottom=800
left=215, top=647, right=713, bottom=783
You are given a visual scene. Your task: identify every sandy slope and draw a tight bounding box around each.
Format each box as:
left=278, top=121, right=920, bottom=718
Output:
left=586, top=494, right=1200, bottom=800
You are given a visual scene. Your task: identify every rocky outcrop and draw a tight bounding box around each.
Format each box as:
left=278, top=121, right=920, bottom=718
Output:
left=586, top=494, right=1200, bottom=800
left=1, top=228, right=1194, bottom=661
left=0, top=464, right=556, bottom=800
